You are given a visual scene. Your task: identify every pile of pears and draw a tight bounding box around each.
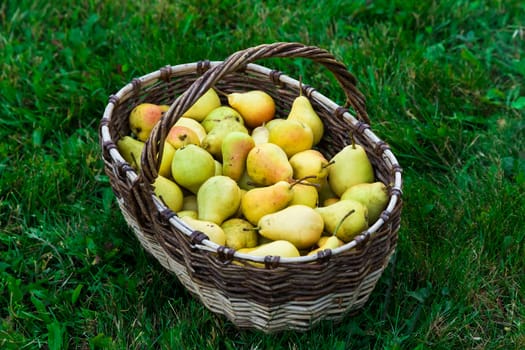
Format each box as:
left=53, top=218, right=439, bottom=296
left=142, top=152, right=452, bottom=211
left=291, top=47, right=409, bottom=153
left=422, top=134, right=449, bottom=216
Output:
left=117, top=87, right=390, bottom=262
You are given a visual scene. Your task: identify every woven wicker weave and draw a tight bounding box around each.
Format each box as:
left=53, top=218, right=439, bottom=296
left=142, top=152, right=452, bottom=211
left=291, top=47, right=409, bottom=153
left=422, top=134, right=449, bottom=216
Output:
left=99, top=42, right=403, bottom=333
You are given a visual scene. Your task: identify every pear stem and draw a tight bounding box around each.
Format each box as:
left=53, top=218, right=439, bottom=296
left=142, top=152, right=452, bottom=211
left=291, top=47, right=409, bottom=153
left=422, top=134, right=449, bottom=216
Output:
left=289, top=176, right=320, bottom=189
left=350, top=131, right=356, bottom=149
left=322, top=159, right=336, bottom=169
left=333, top=209, right=355, bottom=236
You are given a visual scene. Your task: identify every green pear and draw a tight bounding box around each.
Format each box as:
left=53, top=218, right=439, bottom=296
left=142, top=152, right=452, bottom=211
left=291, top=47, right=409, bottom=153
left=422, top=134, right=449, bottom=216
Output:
left=227, top=90, right=275, bottom=128
left=197, top=175, right=242, bottom=225
left=180, top=216, right=226, bottom=246
left=267, top=119, right=314, bottom=157
left=341, top=181, right=389, bottom=224
left=171, top=144, right=216, bottom=194
left=117, top=136, right=144, bottom=170
left=257, top=205, right=324, bottom=249
left=129, top=103, right=165, bottom=141
left=221, top=218, right=258, bottom=250
left=289, top=149, right=331, bottom=186
left=221, top=131, right=255, bottom=182
left=152, top=175, right=184, bottom=212
left=201, top=106, right=244, bottom=133
left=328, top=142, right=374, bottom=197
left=318, top=177, right=338, bottom=205
left=315, top=199, right=368, bottom=243
left=246, top=143, right=293, bottom=186
left=287, top=95, right=324, bottom=145
left=181, top=88, right=222, bottom=122
left=214, top=159, right=223, bottom=176
left=177, top=210, right=198, bottom=219
left=182, top=195, right=198, bottom=211
left=201, top=119, right=249, bottom=159
left=237, top=170, right=258, bottom=191
left=241, top=181, right=293, bottom=225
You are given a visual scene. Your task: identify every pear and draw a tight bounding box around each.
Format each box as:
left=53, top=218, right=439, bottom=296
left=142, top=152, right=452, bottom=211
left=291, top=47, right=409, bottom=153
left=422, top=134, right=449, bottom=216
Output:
left=177, top=210, right=198, bottom=219
left=174, top=117, right=207, bottom=142
left=257, top=205, right=324, bottom=249
left=315, top=199, right=368, bottom=243
left=201, top=119, right=249, bottom=159
left=181, top=88, right=221, bottom=121
left=237, top=240, right=301, bottom=261
left=221, top=218, right=258, bottom=250
left=241, top=181, right=293, bottom=225
left=201, top=106, right=244, bottom=133
left=289, top=149, right=331, bottom=185
left=246, top=143, right=293, bottom=186
left=221, top=132, right=255, bottom=181
left=318, top=177, right=338, bottom=204
left=182, top=195, right=198, bottom=211
left=307, top=235, right=342, bottom=256
left=267, top=119, right=314, bottom=157
left=289, top=182, right=319, bottom=208
left=214, top=160, right=223, bottom=176
left=328, top=142, right=374, bottom=197
left=129, top=103, right=165, bottom=141
left=197, top=175, right=242, bottom=225
left=158, top=142, right=176, bottom=178
left=251, top=124, right=270, bottom=145
left=166, top=125, right=201, bottom=149
left=323, top=197, right=340, bottom=206
left=117, top=136, right=144, bottom=170
left=181, top=216, right=226, bottom=246
left=227, top=90, right=275, bottom=128
left=171, top=144, right=216, bottom=194
left=152, top=175, right=184, bottom=212
left=287, top=94, right=324, bottom=145
left=341, top=181, right=389, bottom=224
left=237, top=170, right=258, bottom=191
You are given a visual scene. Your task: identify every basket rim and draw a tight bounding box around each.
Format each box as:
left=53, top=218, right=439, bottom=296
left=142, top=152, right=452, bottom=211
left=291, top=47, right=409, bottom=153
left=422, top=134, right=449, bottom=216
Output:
left=100, top=60, right=403, bottom=265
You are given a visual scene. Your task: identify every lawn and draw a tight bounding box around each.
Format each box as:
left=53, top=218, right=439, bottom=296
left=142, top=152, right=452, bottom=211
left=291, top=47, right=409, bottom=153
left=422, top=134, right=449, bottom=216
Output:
left=1, top=0, right=524, bottom=349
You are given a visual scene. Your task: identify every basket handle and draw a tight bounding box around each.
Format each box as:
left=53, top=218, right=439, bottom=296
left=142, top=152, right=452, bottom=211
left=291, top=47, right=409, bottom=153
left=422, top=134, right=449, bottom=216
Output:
left=141, top=42, right=368, bottom=182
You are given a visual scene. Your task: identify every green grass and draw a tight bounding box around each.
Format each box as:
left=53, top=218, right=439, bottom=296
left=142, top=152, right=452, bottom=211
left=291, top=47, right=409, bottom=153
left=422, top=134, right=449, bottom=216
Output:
left=1, top=0, right=524, bottom=348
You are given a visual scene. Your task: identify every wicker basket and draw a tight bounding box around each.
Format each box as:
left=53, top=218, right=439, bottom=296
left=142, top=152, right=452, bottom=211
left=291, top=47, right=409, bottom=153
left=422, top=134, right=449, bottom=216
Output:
left=99, top=42, right=403, bottom=333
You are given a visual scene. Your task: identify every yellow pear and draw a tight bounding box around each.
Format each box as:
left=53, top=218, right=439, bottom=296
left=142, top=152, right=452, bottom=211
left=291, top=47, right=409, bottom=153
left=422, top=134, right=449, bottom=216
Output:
left=181, top=88, right=221, bottom=122
left=289, top=149, right=331, bottom=185
left=267, top=119, right=314, bottom=157
left=227, top=90, right=275, bottom=128
left=287, top=95, right=324, bottom=145
left=221, top=218, right=258, bottom=250
left=152, top=175, right=184, bottom=212
left=180, top=216, right=226, bottom=246
left=315, top=199, right=369, bottom=243
left=241, top=181, right=293, bottom=225
left=117, top=136, right=144, bottom=170
left=177, top=210, right=198, bottom=219
left=323, top=197, right=340, bottom=206
left=341, top=181, right=389, bottom=224
left=257, top=205, right=324, bottom=249
left=158, top=142, right=176, bottom=178
left=201, top=106, right=244, bottom=133
left=251, top=124, right=270, bottom=145
left=174, top=117, right=207, bottom=142
left=307, top=235, right=342, bottom=256
left=197, top=175, right=242, bottom=225
left=289, top=182, right=319, bottom=208
left=221, top=131, right=255, bottom=182
left=238, top=240, right=300, bottom=257
left=246, top=143, right=293, bottom=186
left=129, top=103, right=165, bottom=141
left=214, top=160, right=223, bottom=176
left=166, top=125, right=201, bottom=149
left=171, top=144, right=216, bottom=194
left=328, top=142, right=374, bottom=197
